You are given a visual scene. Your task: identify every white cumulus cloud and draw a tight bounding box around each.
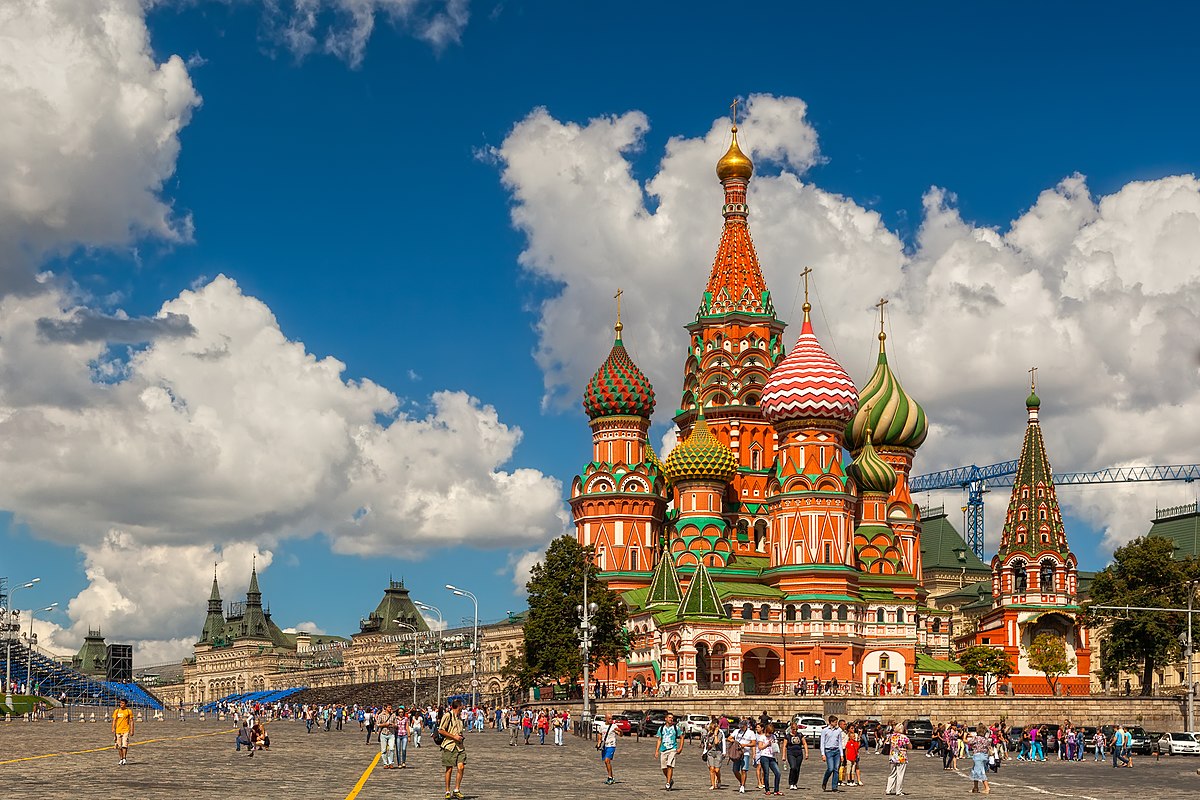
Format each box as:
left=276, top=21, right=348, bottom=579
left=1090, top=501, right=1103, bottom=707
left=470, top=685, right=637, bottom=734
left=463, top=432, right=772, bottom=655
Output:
left=495, top=97, right=1200, bottom=559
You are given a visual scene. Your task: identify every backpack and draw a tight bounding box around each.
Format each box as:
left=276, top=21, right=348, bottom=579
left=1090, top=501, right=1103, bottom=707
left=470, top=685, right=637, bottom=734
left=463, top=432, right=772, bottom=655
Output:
left=433, top=713, right=448, bottom=745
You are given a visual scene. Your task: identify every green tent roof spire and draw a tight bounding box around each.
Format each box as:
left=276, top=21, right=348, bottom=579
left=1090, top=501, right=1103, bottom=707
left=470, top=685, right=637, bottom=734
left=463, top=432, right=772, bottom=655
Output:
left=645, top=551, right=683, bottom=608
left=677, top=560, right=725, bottom=619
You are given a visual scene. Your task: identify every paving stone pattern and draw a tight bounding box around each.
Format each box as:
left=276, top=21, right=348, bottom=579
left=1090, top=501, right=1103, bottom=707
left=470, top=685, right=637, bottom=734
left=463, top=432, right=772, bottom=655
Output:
left=1, top=718, right=1198, bottom=798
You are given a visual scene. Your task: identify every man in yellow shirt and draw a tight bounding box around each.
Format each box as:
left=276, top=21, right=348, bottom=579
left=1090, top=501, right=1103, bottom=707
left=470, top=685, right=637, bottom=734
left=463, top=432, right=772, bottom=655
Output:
left=112, top=699, right=135, bottom=765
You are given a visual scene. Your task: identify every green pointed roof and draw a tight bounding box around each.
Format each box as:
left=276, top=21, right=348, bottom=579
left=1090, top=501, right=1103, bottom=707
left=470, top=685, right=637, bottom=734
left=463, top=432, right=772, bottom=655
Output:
left=247, top=565, right=261, bottom=599
left=919, top=510, right=990, bottom=573
left=677, top=561, right=726, bottom=619
left=847, top=331, right=927, bottom=451
left=208, top=572, right=222, bottom=603
left=997, top=388, right=1071, bottom=558
left=358, top=580, right=431, bottom=634
left=645, top=551, right=683, bottom=608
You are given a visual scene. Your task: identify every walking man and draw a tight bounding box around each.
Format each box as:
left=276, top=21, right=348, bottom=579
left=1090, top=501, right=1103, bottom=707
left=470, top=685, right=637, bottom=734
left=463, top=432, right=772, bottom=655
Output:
left=597, top=712, right=619, bottom=784
left=657, top=711, right=684, bottom=790
left=820, top=714, right=842, bottom=792
left=111, top=698, right=134, bottom=766
left=439, top=698, right=467, bottom=800
left=378, top=704, right=398, bottom=769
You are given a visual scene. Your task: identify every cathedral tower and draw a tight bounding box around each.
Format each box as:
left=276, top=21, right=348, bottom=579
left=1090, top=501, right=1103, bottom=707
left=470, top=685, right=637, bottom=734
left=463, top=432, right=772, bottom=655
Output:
left=674, top=112, right=787, bottom=556
left=571, top=306, right=667, bottom=591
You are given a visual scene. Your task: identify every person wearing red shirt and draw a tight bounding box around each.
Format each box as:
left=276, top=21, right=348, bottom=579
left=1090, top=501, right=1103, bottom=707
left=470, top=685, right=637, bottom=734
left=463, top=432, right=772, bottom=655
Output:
left=844, top=728, right=862, bottom=786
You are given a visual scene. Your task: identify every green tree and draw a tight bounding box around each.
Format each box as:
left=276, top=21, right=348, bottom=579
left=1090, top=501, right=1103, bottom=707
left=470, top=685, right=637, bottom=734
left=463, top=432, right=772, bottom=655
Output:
left=958, top=645, right=1014, bottom=693
left=1025, top=631, right=1074, bottom=694
left=1086, top=536, right=1200, bottom=695
left=518, top=535, right=629, bottom=688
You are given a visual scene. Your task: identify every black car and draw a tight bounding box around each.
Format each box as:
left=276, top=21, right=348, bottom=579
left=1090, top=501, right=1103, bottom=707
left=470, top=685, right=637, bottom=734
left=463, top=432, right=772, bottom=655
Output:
left=641, top=709, right=670, bottom=737
left=904, top=719, right=934, bottom=750
left=1005, top=726, right=1025, bottom=752
left=1127, top=726, right=1152, bottom=755
left=1078, top=726, right=1098, bottom=751
left=853, top=720, right=882, bottom=748
left=622, top=709, right=645, bottom=737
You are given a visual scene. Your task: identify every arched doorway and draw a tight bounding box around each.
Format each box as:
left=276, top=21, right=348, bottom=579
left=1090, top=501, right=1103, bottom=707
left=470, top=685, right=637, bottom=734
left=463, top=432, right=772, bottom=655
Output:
left=741, top=647, right=782, bottom=695
left=696, top=642, right=711, bottom=690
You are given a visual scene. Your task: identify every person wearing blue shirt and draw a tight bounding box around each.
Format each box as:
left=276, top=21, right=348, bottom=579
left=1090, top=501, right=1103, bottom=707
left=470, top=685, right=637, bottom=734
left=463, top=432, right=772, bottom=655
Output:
left=657, top=712, right=685, bottom=790
left=820, top=715, right=843, bottom=792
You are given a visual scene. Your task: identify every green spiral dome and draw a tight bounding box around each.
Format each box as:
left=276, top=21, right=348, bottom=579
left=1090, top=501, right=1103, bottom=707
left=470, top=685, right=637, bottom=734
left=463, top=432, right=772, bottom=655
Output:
left=847, top=334, right=928, bottom=450
left=664, top=414, right=738, bottom=485
left=848, top=435, right=897, bottom=494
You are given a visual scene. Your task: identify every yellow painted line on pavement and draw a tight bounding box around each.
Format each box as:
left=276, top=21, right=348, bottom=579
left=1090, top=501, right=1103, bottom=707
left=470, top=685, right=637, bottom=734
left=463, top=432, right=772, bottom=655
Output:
left=0, top=728, right=237, bottom=766
left=345, top=751, right=382, bottom=800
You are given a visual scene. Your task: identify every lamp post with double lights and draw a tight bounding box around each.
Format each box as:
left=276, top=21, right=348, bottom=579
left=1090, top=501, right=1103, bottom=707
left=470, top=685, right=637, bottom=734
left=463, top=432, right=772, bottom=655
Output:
left=415, top=601, right=445, bottom=706
left=446, top=585, right=479, bottom=706
left=25, top=603, right=58, bottom=696
left=4, top=578, right=40, bottom=711
left=578, top=570, right=598, bottom=725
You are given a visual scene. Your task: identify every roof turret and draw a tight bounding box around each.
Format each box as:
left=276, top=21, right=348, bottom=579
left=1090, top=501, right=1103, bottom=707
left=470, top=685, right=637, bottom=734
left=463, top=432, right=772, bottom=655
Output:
left=583, top=299, right=655, bottom=420
left=663, top=413, right=738, bottom=485
left=848, top=429, right=897, bottom=494
left=677, top=561, right=726, bottom=619
left=761, top=281, right=858, bottom=425
left=645, top=550, right=683, bottom=608
left=847, top=304, right=927, bottom=450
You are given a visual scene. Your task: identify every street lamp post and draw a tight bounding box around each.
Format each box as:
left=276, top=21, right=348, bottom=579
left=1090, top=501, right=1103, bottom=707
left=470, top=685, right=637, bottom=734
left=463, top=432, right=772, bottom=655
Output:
left=416, top=601, right=445, bottom=707
left=577, top=572, right=597, bottom=726
left=25, top=603, right=58, bottom=698
left=4, top=578, right=40, bottom=711
left=446, top=585, right=479, bottom=707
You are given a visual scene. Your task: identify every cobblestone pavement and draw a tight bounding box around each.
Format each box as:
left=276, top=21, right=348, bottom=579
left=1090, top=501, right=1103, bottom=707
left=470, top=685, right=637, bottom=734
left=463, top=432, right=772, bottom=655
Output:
left=1, top=718, right=1199, bottom=798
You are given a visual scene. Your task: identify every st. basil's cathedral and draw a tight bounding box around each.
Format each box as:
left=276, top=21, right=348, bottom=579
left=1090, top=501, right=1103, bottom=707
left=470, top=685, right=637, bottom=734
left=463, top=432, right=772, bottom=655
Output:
left=570, top=115, right=1092, bottom=696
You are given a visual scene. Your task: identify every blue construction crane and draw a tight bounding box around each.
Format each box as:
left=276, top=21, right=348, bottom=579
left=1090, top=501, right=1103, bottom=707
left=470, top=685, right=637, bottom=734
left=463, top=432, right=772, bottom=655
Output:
left=909, top=463, right=1200, bottom=561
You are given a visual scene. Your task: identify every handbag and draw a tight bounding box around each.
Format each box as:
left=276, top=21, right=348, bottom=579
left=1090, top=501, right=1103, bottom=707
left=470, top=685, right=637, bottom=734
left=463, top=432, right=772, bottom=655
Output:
left=728, top=740, right=745, bottom=761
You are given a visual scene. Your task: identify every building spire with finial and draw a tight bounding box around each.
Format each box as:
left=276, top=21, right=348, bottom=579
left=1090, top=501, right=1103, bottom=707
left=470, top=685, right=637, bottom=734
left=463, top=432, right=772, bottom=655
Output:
left=800, top=266, right=814, bottom=330
left=614, top=287, right=624, bottom=338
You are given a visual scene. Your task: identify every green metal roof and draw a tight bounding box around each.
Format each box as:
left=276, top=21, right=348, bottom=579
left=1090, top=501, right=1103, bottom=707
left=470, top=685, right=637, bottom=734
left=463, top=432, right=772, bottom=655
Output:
left=713, top=581, right=785, bottom=600
left=919, top=511, right=991, bottom=573
left=1147, top=507, right=1200, bottom=559
left=678, top=562, right=725, bottom=618
left=915, top=653, right=962, bottom=673
left=646, top=553, right=683, bottom=608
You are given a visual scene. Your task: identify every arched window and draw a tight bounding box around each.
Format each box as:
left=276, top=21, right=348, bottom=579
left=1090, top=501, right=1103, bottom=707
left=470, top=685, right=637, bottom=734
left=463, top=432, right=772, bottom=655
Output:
left=724, top=604, right=733, bottom=618
left=896, top=608, right=905, bottom=624
left=821, top=604, right=833, bottom=621
left=597, top=544, right=606, bottom=569
left=785, top=604, right=797, bottom=621
left=837, top=604, right=849, bottom=621
left=800, top=604, right=812, bottom=621
left=932, top=618, right=942, bottom=633
left=758, top=604, right=770, bottom=621
left=629, top=549, right=639, bottom=571
left=741, top=603, right=753, bottom=620
left=875, top=608, right=885, bottom=623
left=736, top=519, right=748, bottom=541
left=1013, top=561, right=1028, bottom=592
left=750, top=445, right=762, bottom=471
left=754, top=520, right=768, bottom=551
left=1040, top=560, right=1056, bottom=590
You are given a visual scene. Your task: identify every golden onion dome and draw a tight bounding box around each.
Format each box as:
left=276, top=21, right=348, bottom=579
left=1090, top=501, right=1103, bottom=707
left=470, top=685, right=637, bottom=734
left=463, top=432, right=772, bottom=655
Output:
left=664, top=414, right=738, bottom=485
left=716, top=126, right=754, bottom=181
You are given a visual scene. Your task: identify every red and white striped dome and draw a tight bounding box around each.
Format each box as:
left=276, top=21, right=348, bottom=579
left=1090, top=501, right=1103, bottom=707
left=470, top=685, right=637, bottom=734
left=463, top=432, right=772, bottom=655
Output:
left=761, top=310, right=859, bottom=424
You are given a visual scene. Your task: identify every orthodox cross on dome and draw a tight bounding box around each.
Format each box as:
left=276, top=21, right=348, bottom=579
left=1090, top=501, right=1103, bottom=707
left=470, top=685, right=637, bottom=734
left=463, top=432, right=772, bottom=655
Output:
left=1028, top=365, right=1038, bottom=391
left=614, top=287, right=624, bottom=335
left=875, top=297, right=888, bottom=334
left=730, top=98, right=740, bottom=127
left=800, top=266, right=813, bottom=319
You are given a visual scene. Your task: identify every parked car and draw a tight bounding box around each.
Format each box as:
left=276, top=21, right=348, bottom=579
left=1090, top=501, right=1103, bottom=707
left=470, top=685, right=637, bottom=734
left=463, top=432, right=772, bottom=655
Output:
left=1004, top=726, right=1025, bottom=752
left=1127, top=726, right=1152, bottom=755
left=1159, top=732, right=1200, bottom=756
left=1078, top=726, right=1098, bottom=751
left=681, top=714, right=711, bottom=737
left=904, top=719, right=934, bottom=750
left=641, top=709, right=671, bottom=737
left=611, top=714, right=633, bottom=736
left=853, top=720, right=882, bottom=748
left=1031, top=723, right=1061, bottom=753
left=793, top=714, right=828, bottom=746
left=621, top=709, right=645, bottom=735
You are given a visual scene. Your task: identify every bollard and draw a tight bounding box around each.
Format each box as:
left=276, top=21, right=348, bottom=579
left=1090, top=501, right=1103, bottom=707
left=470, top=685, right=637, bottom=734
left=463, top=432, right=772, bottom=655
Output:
left=89, top=712, right=96, bottom=722
left=4, top=713, right=9, bottom=723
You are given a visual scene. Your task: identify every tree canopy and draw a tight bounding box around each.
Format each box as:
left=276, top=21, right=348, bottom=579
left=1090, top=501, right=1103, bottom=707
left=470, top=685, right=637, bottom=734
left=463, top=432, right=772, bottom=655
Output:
left=516, top=535, right=629, bottom=688
left=958, top=645, right=1014, bottom=693
left=1025, top=631, right=1074, bottom=693
left=1086, top=535, right=1200, bottom=695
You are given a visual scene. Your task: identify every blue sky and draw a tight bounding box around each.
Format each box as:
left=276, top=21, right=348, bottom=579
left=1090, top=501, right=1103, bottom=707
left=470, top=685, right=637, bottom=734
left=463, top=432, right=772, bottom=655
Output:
left=3, top=1, right=1199, bottom=660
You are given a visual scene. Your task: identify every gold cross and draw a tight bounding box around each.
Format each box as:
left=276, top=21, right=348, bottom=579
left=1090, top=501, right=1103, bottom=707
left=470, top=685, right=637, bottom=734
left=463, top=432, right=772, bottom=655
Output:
left=614, top=288, right=624, bottom=333
left=800, top=266, right=813, bottom=304
left=730, top=98, right=740, bottom=127
left=875, top=297, right=889, bottom=334
left=1028, top=365, right=1038, bottom=391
